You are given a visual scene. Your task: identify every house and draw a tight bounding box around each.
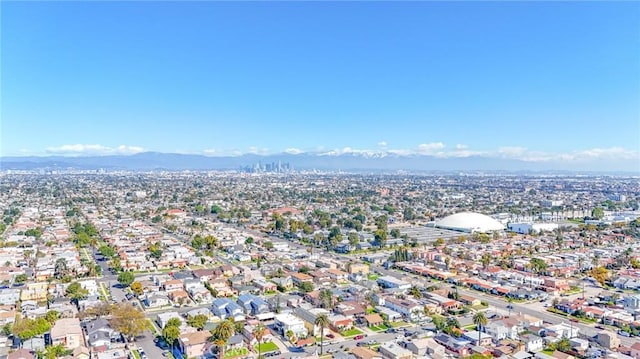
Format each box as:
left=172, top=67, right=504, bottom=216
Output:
left=521, top=333, right=544, bottom=352
left=145, top=293, right=170, bottom=308
left=462, top=330, right=493, bottom=347
left=94, top=348, right=127, bottom=359
left=178, top=331, right=212, bottom=359
left=404, top=337, right=445, bottom=357
left=459, top=294, right=481, bottom=306
left=347, top=263, right=369, bottom=275
left=327, top=269, right=348, bottom=283
left=157, top=311, right=182, bottom=328
left=630, top=342, right=640, bottom=359
left=485, top=317, right=524, bottom=340
left=50, top=318, right=83, bottom=349
left=237, top=294, right=269, bottom=316
left=377, top=276, right=411, bottom=290
left=291, top=272, right=313, bottom=286
left=351, top=346, right=382, bottom=359
left=270, top=277, right=293, bottom=291
left=363, top=314, right=384, bottom=327
left=384, top=297, right=423, bottom=321
left=253, top=279, right=277, bottom=293
left=378, top=342, right=412, bottom=359
left=84, top=318, right=118, bottom=350
left=329, top=314, right=353, bottom=332
left=168, top=290, right=190, bottom=305
left=212, top=298, right=245, bottom=320
left=274, top=313, right=307, bottom=338
left=294, top=307, right=331, bottom=337
left=596, top=331, right=620, bottom=349
left=434, top=333, right=470, bottom=356
left=7, top=349, right=35, bottom=359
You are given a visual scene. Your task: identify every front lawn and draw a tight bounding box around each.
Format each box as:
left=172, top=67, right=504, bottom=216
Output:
left=225, top=348, right=249, bottom=358
left=367, top=274, right=379, bottom=280
left=340, top=328, right=363, bottom=337
left=255, top=341, right=278, bottom=353
left=146, top=319, right=158, bottom=335
left=390, top=321, right=410, bottom=328
left=370, top=324, right=388, bottom=332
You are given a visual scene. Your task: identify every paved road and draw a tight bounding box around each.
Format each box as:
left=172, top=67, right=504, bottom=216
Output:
left=369, top=263, right=639, bottom=347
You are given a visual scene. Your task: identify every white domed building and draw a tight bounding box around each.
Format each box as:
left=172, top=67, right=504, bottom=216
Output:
left=435, top=212, right=505, bottom=233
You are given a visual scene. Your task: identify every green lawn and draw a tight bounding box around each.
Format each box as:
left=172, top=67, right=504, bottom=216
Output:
left=146, top=319, right=158, bottom=335
left=340, top=328, right=364, bottom=337
left=255, top=342, right=279, bottom=353
left=131, top=350, right=141, bottom=359
left=225, top=348, right=249, bottom=358
left=370, top=324, right=388, bottom=332
left=390, top=321, right=410, bottom=328
left=367, top=274, right=379, bottom=280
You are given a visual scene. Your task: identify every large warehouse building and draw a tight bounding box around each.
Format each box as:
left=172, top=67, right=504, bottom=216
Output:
left=434, top=212, right=505, bottom=233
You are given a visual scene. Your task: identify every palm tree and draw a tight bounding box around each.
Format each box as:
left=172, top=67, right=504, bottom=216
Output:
left=473, top=311, right=488, bottom=345
left=213, top=338, right=227, bottom=359
left=253, top=324, right=266, bottom=359
left=315, top=314, right=330, bottom=355
left=320, top=289, right=333, bottom=309
left=211, top=319, right=235, bottom=358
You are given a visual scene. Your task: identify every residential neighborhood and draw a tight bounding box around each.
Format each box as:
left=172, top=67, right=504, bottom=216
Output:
left=0, top=172, right=638, bottom=359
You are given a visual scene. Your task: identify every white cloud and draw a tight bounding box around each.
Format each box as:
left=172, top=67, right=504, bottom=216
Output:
left=455, top=144, right=468, bottom=150
left=377, top=141, right=388, bottom=147
left=284, top=148, right=303, bottom=155
left=416, top=142, right=445, bottom=154
left=45, top=144, right=145, bottom=156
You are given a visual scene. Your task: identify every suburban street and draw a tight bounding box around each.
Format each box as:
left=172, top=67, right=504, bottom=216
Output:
left=368, top=263, right=639, bottom=347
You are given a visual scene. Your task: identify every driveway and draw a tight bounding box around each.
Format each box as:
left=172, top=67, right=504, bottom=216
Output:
left=136, top=330, right=167, bottom=359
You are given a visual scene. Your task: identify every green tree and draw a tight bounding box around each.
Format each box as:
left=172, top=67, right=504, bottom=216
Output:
left=54, top=258, right=69, bottom=279
left=590, top=266, right=609, bottom=286
left=591, top=207, right=605, bottom=220
left=298, top=281, right=314, bottom=293
left=320, top=289, right=333, bottom=309
left=130, top=281, right=144, bottom=296
left=162, top=324, right=181, bottom=349
left=65, top=282, right=89, bottom=303
left=315, top=314, right=330, bottom=355
left=148, top=242, right=163, bottom=259
left=187, top=314, right=208, bottom=330
left=99, top=245, right=116, bottom=258
left=44, top=310, right=60, bottom=324
left=480, top=253, right=492, bottom=269
left=109, top=303, right=147, bottom=341
left=167, top=318, right=181, bottom=328
left=410, top=286, right=422, bottom=299
left=211, top=319, right=235, bottom=358
left=117, top=271, right=135, bottom=287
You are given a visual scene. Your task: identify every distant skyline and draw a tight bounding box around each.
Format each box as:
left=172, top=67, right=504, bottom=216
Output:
left=1, top=1, right=639, bottom=168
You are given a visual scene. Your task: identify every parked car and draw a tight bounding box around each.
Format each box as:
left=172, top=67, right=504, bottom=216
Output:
left=618, top=330, right=631, bottom=337
left=354, top=335, right=364, bottom=340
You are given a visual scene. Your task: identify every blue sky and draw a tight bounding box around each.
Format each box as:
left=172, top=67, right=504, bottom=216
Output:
left=1, top=1, right=639, bottom=164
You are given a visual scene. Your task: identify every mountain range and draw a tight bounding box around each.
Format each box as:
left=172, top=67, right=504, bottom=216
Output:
left=0, top=152, right=638, bottom=174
